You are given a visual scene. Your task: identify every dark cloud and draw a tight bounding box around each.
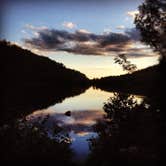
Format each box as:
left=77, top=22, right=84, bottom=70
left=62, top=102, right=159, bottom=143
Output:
left=62, top=44, right=105, bottom=55
left=125, top=28, right=141, bottom=41
left=23, top=27, right=143, bottom=56
left=127, top=52, right=157, bottom=58
left=100, top=33, right=130, bottom=46
left=74, top=30, right=100, bottom=42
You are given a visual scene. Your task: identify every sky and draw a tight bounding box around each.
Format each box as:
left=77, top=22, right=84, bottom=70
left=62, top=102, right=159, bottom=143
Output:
left=0, top=0, right=159, bottom=78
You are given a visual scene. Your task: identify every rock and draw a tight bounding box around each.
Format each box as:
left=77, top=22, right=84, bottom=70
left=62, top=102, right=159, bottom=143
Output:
left=65, top=111, right=71, bottom=116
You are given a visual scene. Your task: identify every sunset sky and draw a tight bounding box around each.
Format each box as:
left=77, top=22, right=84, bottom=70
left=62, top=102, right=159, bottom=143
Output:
left=1, top=0, right=159, bottom=78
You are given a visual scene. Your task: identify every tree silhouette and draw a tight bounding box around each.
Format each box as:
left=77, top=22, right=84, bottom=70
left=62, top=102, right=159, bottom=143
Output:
left=87, top=93, right=162, bottom=166
left=103, top=93, right=137, bottom=120
left=135, top=0, right=166, bottom=58
left=114, top=54, right=137, bottom=74
left=0, top=116, right=74, bottom=164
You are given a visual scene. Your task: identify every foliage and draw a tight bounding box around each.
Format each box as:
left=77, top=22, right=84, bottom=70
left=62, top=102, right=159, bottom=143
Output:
left=103, top=93, right=137, bottom=119
left=114, top=54, right=137, bottom=74
left=135, top=0, right=166, bottom=57
left=0, top=116, right=74, bottom=164
left=87, top=93, right=163, bottom=166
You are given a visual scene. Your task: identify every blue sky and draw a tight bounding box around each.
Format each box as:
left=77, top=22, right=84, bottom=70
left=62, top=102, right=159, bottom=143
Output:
left=2, top=0, right=143, bottom=41
left=1, top=0, right=159, bottom=78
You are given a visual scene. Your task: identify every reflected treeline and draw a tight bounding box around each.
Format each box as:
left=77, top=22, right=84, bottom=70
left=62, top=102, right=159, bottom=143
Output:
left=1, top=85, right=88, bottom=125
left=0, top=115, right=75, bottom=165
left=87, top=93, right=164, bottom=166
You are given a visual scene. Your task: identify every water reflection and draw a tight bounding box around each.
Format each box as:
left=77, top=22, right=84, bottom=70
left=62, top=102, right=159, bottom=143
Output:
left=1, top=85, right=88, bottom=125
left=51, top=87, right=115, bottom=113
left=25, top=87, right=144, bottom=163
left=27, top=109, right=104, bottom=162
left=0, top=86, right=162, bottom=165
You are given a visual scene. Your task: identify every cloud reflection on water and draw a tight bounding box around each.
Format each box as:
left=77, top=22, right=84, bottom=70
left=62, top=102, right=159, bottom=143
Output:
left=25, top=88, right=144, bottom=162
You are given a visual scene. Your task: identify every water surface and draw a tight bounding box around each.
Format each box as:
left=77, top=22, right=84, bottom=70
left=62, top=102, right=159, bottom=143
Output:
left=27, top=87, right=143, bottom=162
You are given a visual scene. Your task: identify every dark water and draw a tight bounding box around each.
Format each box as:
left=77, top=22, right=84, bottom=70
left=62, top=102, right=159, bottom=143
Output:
left=25, top=87, right=144, bottom=163
left=0, top=87, right=163, bottom=165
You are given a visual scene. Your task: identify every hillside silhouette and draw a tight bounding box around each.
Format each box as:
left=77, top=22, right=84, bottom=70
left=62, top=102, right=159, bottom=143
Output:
left=0, top=41, right=165, bottom=165
left=0, top=40, right=89, bottom=124
left=92, top=63, right=165, bottom=96
left=1, top=40, right=165, bottom=124
left=0, top=40, right=89, bottom=86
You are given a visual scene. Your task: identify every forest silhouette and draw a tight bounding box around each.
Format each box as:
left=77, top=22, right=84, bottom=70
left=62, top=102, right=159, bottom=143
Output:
left=0, top=37, right=165, bottom=165
left=0, top=40, right=89, bottom=124
left=0, top=0, right=165, bottom=165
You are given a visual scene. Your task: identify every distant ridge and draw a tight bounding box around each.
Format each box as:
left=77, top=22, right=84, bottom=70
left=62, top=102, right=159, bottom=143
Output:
left=92, top=63, right=165, bottom=96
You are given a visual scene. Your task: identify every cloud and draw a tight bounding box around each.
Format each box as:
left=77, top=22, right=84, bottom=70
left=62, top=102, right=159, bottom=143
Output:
left=100, top=33, right=130, bottom=46
left=125, top=28, right=141, bottom=41
left=116, top=25, right=125, bottom=30
left=103, top=28, right=112, bottom=34
left=23, top=25, right=157, bottom=58
left=23, top=28, right=130, bottom=55
left=62, top=21, right=76, bottom=29
left=25, top=24, right=48, bottom=31
left=77, top=29, right=91, bottom=34
left=21, top=30, right=27, bottom=34
left=126, top=10, right=139, bottom=19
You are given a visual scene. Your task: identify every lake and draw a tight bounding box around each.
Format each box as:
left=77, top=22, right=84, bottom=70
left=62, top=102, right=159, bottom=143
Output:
left=0, top=86, right=162, bottom=164
left=26, top=87, right=144, bottom=163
